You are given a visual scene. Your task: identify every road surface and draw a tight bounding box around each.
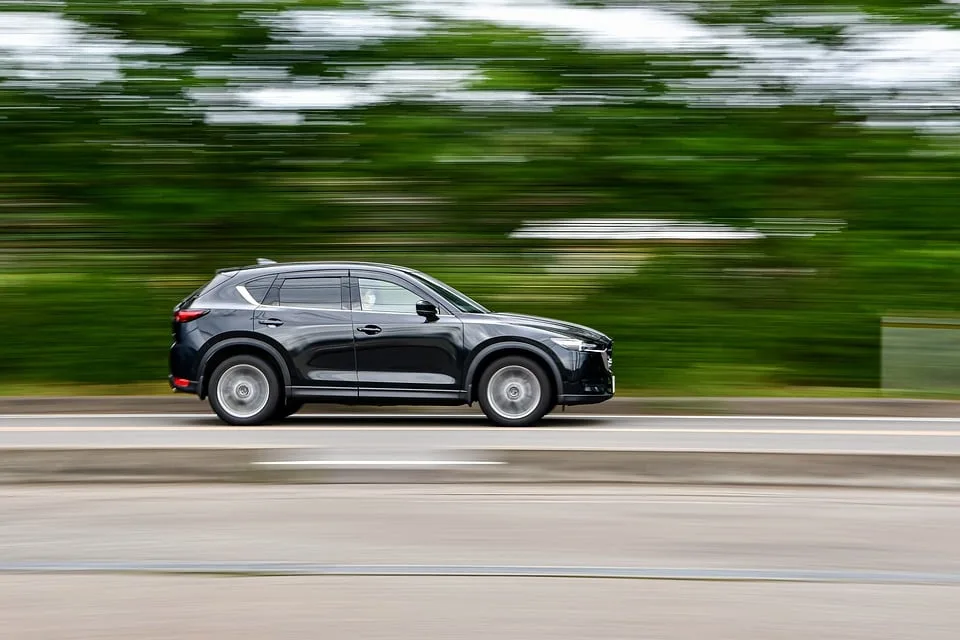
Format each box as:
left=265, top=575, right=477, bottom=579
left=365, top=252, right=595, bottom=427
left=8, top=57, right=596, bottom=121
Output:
left=1, top=412, right=960, bottom=454
left=0, top=485, right=958, bottom=639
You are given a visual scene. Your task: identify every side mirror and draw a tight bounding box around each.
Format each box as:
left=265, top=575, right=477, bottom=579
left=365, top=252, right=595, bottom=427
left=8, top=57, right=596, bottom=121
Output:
left=416, top=300, right=439, bottom=320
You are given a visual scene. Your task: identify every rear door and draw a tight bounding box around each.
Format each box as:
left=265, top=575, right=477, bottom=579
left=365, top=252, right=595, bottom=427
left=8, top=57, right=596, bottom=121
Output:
left=350, top=270, right=464, bottom=401
left=253, top=270, right=357, bottom=399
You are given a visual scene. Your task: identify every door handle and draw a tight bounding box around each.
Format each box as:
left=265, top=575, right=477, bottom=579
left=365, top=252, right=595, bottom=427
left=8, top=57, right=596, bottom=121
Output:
left=258, top=318, right=284, bottom=327
left=357, top=325, right=382, bottom=335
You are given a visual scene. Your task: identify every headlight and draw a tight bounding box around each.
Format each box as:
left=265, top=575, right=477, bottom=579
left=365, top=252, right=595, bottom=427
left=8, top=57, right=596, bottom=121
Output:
left=551, top=337, right=603, bottom=352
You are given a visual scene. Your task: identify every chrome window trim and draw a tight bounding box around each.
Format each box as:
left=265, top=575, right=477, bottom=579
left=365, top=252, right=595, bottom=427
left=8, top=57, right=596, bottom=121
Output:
left=353, top=308, right=447, bottom=317
left=266, top=304, right=351, bottom=313
left=235, top=285, right=259, bottom=307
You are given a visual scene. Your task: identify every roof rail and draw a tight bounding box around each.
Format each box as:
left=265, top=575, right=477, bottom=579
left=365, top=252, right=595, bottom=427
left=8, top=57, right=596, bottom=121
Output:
left=215, top=260, right=274, bottom=274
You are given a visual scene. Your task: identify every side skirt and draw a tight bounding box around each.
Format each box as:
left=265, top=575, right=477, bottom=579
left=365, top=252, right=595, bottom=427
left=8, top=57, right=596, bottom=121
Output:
left=289, top=386, right=467, bottom=406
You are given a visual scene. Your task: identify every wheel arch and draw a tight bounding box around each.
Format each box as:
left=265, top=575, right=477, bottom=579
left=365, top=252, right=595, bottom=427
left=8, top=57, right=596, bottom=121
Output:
left=465, top=341, right=562, bottom=404
left=198, top=337, right=292, bottom=400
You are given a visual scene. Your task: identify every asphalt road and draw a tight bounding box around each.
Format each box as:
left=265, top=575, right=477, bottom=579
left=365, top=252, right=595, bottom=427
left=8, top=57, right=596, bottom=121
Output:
left=1, top=485, right=959, bottom=639
left=1, top=412, right=960, bottom=454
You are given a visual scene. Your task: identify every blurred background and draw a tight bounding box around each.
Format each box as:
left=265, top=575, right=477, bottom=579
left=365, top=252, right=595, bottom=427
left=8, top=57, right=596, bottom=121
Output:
left=4, top=0, right=960, bottom=397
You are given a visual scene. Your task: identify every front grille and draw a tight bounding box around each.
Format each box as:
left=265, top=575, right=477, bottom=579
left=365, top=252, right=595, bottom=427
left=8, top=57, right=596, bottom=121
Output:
left=603, top=349, right=613, bottom=372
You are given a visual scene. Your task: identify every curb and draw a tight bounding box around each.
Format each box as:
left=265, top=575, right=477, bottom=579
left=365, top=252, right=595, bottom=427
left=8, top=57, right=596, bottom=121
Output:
left=4, top=395, right=960, bottom=417
left=2, top=447, right=960, bottom=488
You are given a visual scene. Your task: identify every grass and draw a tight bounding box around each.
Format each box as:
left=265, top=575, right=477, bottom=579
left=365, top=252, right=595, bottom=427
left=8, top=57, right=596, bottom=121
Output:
left=0, top=382, right=173, bottom=397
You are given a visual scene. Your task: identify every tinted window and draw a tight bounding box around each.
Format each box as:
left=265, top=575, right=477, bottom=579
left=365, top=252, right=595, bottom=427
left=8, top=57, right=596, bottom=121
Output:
left=239, top=275, right=276, bottom=304
left=279, top=277, right=342, bottom=309
left=358, top=278, right=421, bottom=313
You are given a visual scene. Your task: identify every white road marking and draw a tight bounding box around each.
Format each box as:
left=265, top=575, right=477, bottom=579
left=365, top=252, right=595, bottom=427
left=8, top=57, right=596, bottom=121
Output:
left=254, top=460, right=505, bottom=467
left=2, top=413, right=960, bottom=422
left=0, top=426, right=958, bottom=436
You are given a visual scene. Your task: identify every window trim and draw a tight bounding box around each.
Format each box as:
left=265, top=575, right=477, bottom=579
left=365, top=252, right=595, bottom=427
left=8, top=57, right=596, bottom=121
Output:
left=236, top=285, right=259, bottom=306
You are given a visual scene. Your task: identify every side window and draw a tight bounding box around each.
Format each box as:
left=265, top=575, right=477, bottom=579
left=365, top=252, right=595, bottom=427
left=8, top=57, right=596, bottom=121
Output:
left=238, top=275, right=276, bottom=305
left=358, top=278, right=422, bottom=313
left=278, top=277, right=342, bottom=309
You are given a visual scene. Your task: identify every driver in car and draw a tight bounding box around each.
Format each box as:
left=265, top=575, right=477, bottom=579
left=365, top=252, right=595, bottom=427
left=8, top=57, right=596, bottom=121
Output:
left=362, top=287, right=377, bottom=310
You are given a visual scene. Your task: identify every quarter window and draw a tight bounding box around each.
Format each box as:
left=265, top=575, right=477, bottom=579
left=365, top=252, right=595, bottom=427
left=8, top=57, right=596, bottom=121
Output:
left=279, top=277, right=342, bottom=309
left=239, top=275, right=276, bottom=304
left=358, top=278, right=422, bottom=313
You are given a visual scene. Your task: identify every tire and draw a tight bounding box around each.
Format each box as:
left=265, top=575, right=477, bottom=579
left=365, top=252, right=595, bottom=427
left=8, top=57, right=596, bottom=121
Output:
left=208, top=354, right=281, bottom=426
left=273, top=399, right=304, bottom=421
left=478, top=355, right=553, bottom=427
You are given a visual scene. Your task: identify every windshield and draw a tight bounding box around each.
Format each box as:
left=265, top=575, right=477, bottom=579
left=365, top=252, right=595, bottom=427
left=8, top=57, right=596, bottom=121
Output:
left=404, top=271, right=489, bottom=314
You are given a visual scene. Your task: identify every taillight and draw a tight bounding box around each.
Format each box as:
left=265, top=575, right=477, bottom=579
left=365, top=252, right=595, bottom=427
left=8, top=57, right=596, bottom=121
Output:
left=174, top=309, right=209, bottom=323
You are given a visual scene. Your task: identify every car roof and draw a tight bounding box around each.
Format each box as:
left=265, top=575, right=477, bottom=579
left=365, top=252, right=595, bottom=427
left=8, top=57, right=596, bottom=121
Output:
left=216, top=261, right=416, bottom=278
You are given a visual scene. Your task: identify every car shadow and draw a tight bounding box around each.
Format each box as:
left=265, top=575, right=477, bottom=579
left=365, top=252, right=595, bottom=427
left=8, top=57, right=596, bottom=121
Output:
left=192, top=414, right=603, bottom=428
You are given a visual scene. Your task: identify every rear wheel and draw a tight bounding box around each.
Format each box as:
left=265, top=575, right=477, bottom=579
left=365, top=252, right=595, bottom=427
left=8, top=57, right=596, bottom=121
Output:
left=208, top=355, right=280, bottom=426
left=478, top=356, right=552, bottom=427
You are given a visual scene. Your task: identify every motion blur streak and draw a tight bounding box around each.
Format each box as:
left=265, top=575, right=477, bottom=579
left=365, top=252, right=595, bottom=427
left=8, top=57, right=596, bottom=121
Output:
left=3, top=562, right=960, bottom=585
left=2, top=486, right=960, bottom=639
left=6, top=2, right=960, bottom=638
left=2, top=1, right=960, bottom=395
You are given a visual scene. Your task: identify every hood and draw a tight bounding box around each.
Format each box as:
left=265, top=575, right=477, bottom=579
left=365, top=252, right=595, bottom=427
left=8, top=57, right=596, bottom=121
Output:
left=486, top=313, right=611, bottom=346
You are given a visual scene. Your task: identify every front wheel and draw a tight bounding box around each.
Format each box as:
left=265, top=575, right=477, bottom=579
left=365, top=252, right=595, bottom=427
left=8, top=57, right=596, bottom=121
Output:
left=208, top=355, right=281, bottom=426
left=478, top=356, right=553, bottom=427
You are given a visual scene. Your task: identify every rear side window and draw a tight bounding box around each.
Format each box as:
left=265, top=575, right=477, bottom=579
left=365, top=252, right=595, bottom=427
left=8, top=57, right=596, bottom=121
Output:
left=238, top=275, right=276, bottom=304
left=279, top=277, right=342, bottom=309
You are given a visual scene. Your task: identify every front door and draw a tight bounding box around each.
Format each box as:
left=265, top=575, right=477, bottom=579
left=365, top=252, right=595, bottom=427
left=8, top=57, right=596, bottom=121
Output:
left=254, top=271, right=357, bottom=399
left=350, top=272, right=463, bottom=401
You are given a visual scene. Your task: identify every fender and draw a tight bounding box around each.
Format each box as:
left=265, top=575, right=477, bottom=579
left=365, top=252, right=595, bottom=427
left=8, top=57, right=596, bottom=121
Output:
left=464, top=340, right=564, bottom=404
left=198, top=337, right=292, bottom=399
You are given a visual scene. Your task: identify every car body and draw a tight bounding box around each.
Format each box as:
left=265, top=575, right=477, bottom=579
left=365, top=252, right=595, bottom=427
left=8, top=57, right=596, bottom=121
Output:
left=169, top=261, right=614, bottom=426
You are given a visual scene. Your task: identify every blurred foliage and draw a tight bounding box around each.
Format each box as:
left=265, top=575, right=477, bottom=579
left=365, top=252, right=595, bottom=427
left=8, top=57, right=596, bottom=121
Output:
left=3, top=0, right=960, bottom=393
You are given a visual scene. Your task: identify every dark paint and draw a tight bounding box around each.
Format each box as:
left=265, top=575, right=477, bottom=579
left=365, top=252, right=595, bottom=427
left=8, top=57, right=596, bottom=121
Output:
left=349, top=271, right=464, bottom=398
left=169, top=262, right=614, bottom=406
left=254, top=306, right=357, bottom=394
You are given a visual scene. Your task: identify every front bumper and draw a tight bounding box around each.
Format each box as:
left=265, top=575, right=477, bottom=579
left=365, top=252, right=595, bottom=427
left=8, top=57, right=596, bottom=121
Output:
left=558, top=392, right=613, bottom=406
left=559, top=347, right=614, bottom=405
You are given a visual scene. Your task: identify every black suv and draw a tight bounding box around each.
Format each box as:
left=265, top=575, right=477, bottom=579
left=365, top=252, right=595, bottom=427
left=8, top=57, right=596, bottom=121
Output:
left=170, top=261, right=614, bottom=426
